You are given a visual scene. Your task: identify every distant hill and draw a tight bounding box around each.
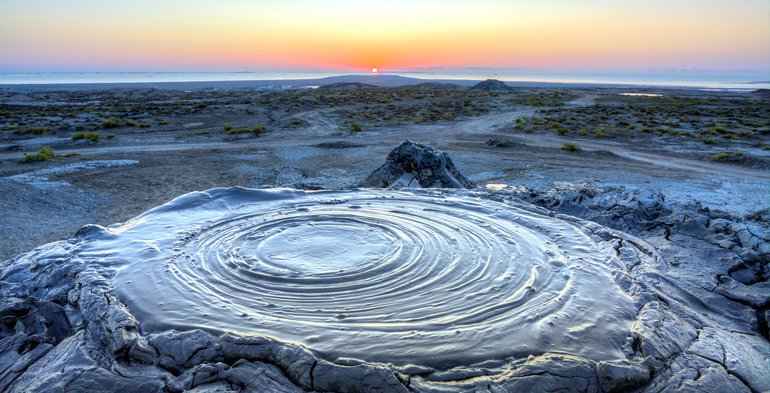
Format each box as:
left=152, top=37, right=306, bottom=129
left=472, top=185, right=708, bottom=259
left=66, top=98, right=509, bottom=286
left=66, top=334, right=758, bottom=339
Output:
left=401, top=82, right=464, bottom=90
left=471, top=79, right=511, bottom=91
left=318, top=82, right=379, bottom=90
left=315, top=74, right=426, bottom=88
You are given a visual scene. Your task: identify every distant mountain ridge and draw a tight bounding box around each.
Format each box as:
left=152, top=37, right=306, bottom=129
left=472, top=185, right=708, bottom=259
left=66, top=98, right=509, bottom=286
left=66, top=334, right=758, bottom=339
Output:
left=315, top=74, right=441, bottom=87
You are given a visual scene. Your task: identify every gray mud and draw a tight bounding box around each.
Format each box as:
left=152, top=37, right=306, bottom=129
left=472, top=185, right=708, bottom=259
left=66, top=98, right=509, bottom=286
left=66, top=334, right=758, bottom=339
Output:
left=2, top=184, right=768, bottom=392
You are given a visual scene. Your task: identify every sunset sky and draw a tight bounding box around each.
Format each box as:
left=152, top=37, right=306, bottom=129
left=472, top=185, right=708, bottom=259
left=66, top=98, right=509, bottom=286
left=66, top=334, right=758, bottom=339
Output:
left=1, top=0, right=768, bottom=73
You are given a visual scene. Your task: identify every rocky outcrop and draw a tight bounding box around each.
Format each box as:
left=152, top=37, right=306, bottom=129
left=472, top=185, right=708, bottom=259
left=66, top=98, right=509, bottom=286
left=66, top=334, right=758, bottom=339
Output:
left=499, top=183, right=770, bottom=393
left=362, top=140, right=475, bottom=188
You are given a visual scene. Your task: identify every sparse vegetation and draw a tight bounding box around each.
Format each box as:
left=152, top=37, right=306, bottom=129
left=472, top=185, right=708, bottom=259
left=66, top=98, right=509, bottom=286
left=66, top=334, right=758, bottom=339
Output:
left=225, top=125, right=265, bottom=135
left=72, top=132, right=102, bottom=142
left=506, top=91, right=577, bottom=107
left=561, top=142, right=580, bottom=152
left=349, top=120, right=363, bottom=132
left=15, top=127, right=51, bottom=135
left=100, top=118, right=121, bottom=129
left=289, top=118, right=308, bottom=128
left=510, top=94, right=770, bottom=146
left=20, top=146, right=55, bottom=163
left=713, top=153, right=729, bottom=162
left=712, top=152, right=745, bottom=162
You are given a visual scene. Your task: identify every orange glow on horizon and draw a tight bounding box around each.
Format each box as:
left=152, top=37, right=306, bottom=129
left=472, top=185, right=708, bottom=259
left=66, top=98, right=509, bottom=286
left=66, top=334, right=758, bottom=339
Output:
left=0, top=1, right=768, bottom=72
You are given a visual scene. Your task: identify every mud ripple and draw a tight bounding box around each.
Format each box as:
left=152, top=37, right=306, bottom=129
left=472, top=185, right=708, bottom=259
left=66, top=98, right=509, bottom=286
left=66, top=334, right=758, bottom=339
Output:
left=81, top=188, right=635, bottom=365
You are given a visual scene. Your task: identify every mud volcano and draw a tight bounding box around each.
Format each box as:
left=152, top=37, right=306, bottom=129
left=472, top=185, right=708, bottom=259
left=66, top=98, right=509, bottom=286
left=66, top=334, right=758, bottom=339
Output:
left=82, top=188, right=635, bottom=365
left=3, top=186, right=768, bottom=392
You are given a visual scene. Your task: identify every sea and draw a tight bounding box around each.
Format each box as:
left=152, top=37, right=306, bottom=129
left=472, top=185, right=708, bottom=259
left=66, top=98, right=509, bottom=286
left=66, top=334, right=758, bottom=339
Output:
left=0, top=69, right=767, bottom=90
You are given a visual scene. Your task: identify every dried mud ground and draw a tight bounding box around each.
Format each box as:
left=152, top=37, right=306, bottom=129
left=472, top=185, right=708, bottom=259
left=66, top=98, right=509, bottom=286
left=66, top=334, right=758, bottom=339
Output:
left=0, top=85, right=768, bottom=260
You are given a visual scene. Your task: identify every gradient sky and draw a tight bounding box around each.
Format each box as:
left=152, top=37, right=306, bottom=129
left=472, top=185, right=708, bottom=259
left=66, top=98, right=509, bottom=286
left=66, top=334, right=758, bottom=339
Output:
left=1, top=0, right=768, bottom=73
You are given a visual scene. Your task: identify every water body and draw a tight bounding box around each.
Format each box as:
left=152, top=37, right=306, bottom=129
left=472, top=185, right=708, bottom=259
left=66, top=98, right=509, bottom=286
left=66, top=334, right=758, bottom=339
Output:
left=1, top=69, right=767, bottom=89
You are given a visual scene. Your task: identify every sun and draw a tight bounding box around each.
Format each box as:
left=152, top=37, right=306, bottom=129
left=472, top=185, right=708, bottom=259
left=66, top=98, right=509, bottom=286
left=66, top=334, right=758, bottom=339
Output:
left=371, top=67, right=379, bottom=74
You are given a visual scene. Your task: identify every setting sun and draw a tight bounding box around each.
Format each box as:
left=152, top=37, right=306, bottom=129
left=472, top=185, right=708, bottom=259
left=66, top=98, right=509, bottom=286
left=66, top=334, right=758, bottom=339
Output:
left=371, top=68, right=379, bottom=74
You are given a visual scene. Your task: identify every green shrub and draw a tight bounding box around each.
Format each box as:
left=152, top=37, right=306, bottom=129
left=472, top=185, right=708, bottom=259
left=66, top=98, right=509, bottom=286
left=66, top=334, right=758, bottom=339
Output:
left=226, top=125, right=265, bottom=135
left=20, top=146, right=55, bottom=163
left=349, top=120, right=363, bottom=132
left=72, top=132, right=101, bottom=142
left=106, top=133, right=117, bottom=139
left=139, top=123, right=152, bottom=128
left=561, top=142, right=580, bottom=152
left=157, top=119, right=170, bottom=125
left=100, top=118, right=121, bottom=129
left=289, top=118, right=308, bottom=128
left=713, top=152, right=729, bottom=162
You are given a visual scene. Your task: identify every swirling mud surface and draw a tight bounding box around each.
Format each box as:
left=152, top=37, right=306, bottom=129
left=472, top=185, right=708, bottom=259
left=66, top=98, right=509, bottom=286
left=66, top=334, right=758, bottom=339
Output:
left=80, top=188, right=634, bottom=365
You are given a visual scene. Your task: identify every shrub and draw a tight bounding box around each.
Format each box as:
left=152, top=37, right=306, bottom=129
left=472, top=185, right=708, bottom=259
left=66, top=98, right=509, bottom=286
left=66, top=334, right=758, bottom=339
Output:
left=125, top=119, right=138, bottom=127
left=20, top=146, right=55, bottom=163
left=139, top=123, right=152, bottom=128
left=713, top=152, right=729, bottom=162
left=100, top=118, right=121, bottom=129
left=561, top=142, right=580, bottom=152
left=289, top=118, right=308, bottom=128
left=157, top=119, right=170, bottom=125
left=349, top=120, right=363, bottom=132
left=72, top=132, right=101, bottom=142
left=226, top=125, right=265, bottom=135
left=106, top=133, right=117, bottom=139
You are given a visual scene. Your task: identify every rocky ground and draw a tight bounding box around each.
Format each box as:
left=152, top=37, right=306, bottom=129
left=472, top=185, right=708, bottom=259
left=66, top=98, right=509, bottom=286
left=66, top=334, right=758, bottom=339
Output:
left=0, top=82, right=768, bottom=392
